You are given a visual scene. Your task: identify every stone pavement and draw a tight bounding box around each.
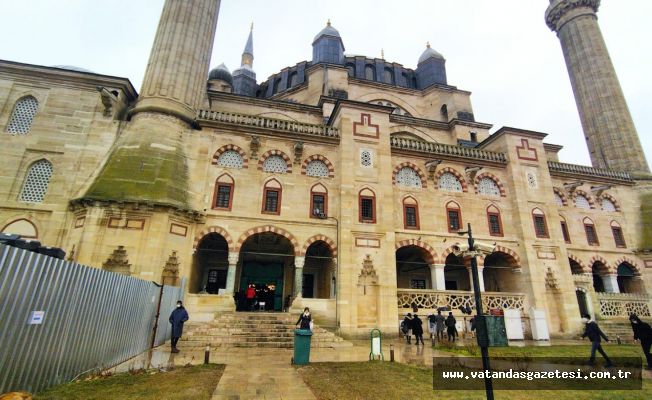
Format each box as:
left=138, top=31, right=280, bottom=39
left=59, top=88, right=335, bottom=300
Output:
left=110, top=338, right=651, bottom=399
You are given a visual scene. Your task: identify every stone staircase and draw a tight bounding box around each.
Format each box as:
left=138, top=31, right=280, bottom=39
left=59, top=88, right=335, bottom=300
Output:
left=174, top=312, right=353, bottom=349
left=599, top=319, right=636, bottom=343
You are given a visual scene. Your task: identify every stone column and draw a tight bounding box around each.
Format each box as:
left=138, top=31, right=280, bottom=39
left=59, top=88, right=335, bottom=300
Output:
left=294, top=256, right=305, bottom=297
left=545, top=0, right=649, bottom=175
left=429, top=264, right=446, bottom=290
left=468, top=265, right=485, bottom=292
left=601, top=274, right=620, bottom=293
left=330, top=259, right=337, bottom=299
left=225, top=252, right=238, bottom=294
left=130, top=0, right=222, bottom=125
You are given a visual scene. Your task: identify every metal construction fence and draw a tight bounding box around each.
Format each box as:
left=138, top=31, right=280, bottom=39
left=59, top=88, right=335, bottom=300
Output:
left=0, top=244, right=185, bottom=394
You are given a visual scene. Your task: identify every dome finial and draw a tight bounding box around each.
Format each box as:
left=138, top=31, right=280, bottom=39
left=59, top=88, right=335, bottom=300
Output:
left=426, top=41, right=431, bottom=48
left=327, top=18, right=331, bottom=26
left=381, top=48, right=385, bottom=59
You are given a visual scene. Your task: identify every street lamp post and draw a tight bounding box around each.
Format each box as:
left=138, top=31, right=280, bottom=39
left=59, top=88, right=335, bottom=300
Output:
left=459, top=222, right=494, bottom=400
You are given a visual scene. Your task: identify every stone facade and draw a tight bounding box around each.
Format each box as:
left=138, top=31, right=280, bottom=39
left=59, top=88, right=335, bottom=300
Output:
left=1, top=0, right=650, bottom=339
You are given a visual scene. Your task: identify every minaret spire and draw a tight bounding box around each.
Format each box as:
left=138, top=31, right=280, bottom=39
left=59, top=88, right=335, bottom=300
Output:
left=241, top=23, right=254, bottom=67
left=233, top=23, right=257, bottom=96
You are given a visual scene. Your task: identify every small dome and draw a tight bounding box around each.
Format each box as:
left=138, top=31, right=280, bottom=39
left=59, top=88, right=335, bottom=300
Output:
left=418, top=43, right=444, bottom=64
left=209, top=63, right=233, bottom=84
left=313, top=20, right=341, bottom=42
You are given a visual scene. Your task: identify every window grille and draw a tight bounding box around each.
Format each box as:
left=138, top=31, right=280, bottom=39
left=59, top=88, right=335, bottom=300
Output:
left=560, top=221, right=571, bottom=243
left=612, top=227, right=626, bottom=247
left=19, top=160, right=52, bottom=203
left=306, top=160, right=329, bottom=178
left=601, top=199, right=616, bottom=212
left=264, top=190, right=279, bottom=212
left=6, top=96, right=38, bottom=134
left=360, top=198, right=374, bottom=221
left=312, top=194, right=325, bottom=216
left=585, top=224, right=599, bottom=245
left=216, top=150, right=243, bottom=169
left=575, top=195, right=590, bottom=209
left=448, top=210, right=461, bottom=231
left=477, top=177, right=500, bottom=196
left=533, top=215, right=548, bottom=238
left=263, top=155, right=287, bottom=173
left=405, top=206, right=418, bottom=227
left=360, top=150, right=372, bottom=167
left=439, top=172, right=462, bottom=192
left=554, top=192, right=564, bottom=207
left=488, top=214, right=502, bottom=235
left=216, top=185, right=232, bottom=209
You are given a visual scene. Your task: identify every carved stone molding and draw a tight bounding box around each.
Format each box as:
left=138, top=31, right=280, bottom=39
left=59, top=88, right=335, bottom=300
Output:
left=102, top=245, right=131, bottom=275
left=545, top=0, right=600, bottom=32
left=162, top=250, right=180, bottom=286
left=358, top=254, right=378, bottom=285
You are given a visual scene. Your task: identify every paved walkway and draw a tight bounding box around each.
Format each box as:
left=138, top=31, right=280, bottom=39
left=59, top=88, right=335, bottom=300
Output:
left=110, top=338, right=651, bottom=399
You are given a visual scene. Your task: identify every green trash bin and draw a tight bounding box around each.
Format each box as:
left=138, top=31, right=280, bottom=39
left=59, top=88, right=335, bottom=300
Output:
left=293, top=329, right=313, bottom=365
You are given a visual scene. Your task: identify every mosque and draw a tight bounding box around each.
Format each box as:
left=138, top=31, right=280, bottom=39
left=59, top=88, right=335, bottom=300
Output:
left=0, top=0, right=650, bottom=338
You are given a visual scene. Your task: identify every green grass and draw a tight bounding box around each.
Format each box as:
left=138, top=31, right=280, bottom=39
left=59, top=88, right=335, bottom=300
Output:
left=35, top=364, right=224, bottom=400
left=437, top=343, right=644, bottom=359
left=298, top=361, right=652, bottom=400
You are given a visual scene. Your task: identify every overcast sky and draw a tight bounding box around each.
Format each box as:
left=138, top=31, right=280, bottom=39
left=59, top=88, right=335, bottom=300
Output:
left=1, top=0, right=649, bottom=169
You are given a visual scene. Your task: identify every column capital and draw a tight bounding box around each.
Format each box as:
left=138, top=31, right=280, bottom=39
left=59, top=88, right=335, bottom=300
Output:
left=294, top=256, right=305, bottom=269
left=545, top=0, right=599, bottom=32
left=228, top=252, right=239, bottom=266
left=429, top=263, right=446, bottom=269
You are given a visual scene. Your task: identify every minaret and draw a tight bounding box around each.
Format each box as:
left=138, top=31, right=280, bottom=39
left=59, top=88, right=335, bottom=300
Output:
left=130, top=0, right=221, bottom=125
left=233, top=24, right=257, bottom=96
left=545, top=0, right=649, bottom=176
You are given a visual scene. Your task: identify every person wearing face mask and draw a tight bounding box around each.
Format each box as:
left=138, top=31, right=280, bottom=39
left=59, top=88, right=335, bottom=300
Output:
left=169, top=300, right=189, bottom=353
left=296, top=307, right=312, bottom=330
left=629, top=313, right=652, bottom=370
left=580, top=314, right=612, bottom=367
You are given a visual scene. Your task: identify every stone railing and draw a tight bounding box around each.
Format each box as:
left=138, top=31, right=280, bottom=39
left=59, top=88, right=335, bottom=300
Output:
left=390, top=137, right=507, bottom=164
left=197, top=109, right=340, bottom=139
left=547, top=161, right=632, bottom=182
left=596, top=292, right=651, bottom=317
left=397, top=289, right=525, bottom=312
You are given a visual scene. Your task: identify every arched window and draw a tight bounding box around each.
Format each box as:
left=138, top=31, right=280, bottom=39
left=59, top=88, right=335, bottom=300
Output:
left=610, top=221, right=626, bottom=248
left=262, top=179, right=282, bottom=215
left=216, top=150, right=244, bottom=169
left=306, top=160, right=329, bottom=178
left=575, top=194, right=591, bottom=209
left=359, top=188, right=376, bottom=223
left=560, top=216, right=571, bottom=243
left=532, top=208, right=549, bottom=238
left=383, top=68, right=394, bottom=84
left=477, top=177, right=500, bottom=197
left=262, top=155, right=288, bottom=174
left=440, top=104, right=448, bottom=121
left=288, top=72, right=298, bottom=89
left=554, top=192, right=564, bottom=207
left=403, top=196, right=420, bottom=229
left=486, top=205, right=503, bottom=236
left=438, top=172, right=462, bottom=192
left=364, top=64, right=376, bottom=81
left=19, top=159, right=53, bottom=203
left=346, top=63, right=356, bottom=77
left=396, top=167, right=422, bottom=188
left=6, top=96, right=39, bottom=134
left=310, top=183, right=328, bottom=218
left=583, top=217, right=599, bottom=246
left=213, top=174, right=234, bottom=210
left=446, top=201, right=462, bottom=232
left=272, top=77, right=282, bottom=94
left=601, top=198, right=616, bottom=212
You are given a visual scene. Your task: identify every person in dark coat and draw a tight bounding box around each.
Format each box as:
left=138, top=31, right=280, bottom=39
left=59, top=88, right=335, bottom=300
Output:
left=445, top=312, right=457, bottom=342
left=412, top=314, right=425, bottom=345
left=581, top=314, right=612, bottom=367
left=401, top=313, right=413, bottom=344
left=629, top=313, right=652, bottom=369
left=296, top=307, right=312, bottom=330
left=434, top=310, right=446, bottom=341
left=169, top=300, right=189, bottom=353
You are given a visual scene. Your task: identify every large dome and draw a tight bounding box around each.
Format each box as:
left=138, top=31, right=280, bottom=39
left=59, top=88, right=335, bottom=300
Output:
left=418, top=43, right=444, bottom=64
left=209, top=63, right=233, bottom=84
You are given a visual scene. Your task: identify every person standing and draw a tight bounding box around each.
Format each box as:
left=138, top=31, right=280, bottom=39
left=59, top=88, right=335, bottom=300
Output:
left=401, top=313, right=413, bottom=344
left=296, top=307, right=312, bottom=330
left=245, top=283, right=256, bottom=311
left=427, top=313, right=436, bottom=339
left=412, top=314, right=425, bottom=345
left=629, top=313, right=652, bottom=370
left=434, top=310, right=446, bottom=341
left=445, top=312, right=457, bottom=342
left=581, top=314, right=612, bottom=367
left=169, top=300, right=189, bottom=353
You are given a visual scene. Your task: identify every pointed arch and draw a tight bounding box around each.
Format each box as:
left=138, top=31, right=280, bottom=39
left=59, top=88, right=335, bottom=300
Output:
left=212, top=144, right=249, bottom=168
left=474, top=172, right=506, bottom=197
left=1, top=217, right=39, bottom=238
left=301, top=154, right=335, bottom=178
left=262, top=178, right=283, bottom=214
left=6, top=95, right=39, bottom=134
left=568, top=253, right=588, bottom=273
left=573, top=189, right=596, bottom=209
left=589, top=255, right=611, bottom=272
left=435, top=167, right=468, bottom=192
left=614, top=256, right=641, bottom=275
left=258, top=149, right=292, bottom=173
left=599, top=193, right=621, bottom=212
left=553, top=187, right=568, bottom=206
left=393, top=162, right=427, bottom=188
left=395, top=239, right=438, bottom=264
left=193, top=226, right=234, bottom=251
left=235, top=225, right=300, bottom=255
left=493, top=245, right=521, bottom=267
left=19, top=159, right=53, bottom=203
left=301, top=234, right=337, bottom=257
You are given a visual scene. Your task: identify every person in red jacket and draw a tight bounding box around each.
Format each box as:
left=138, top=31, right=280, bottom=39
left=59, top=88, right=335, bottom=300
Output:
left=245, top=283, right=256, bottom=311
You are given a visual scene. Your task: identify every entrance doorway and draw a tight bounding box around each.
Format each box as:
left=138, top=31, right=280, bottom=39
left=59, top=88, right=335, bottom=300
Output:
left=191, top=232, right=229, bottom=294
left=575, top=289, right=589, bottom=316
left=236, top=231, right=295, bottom=312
